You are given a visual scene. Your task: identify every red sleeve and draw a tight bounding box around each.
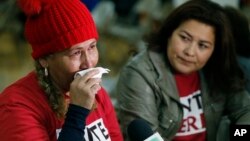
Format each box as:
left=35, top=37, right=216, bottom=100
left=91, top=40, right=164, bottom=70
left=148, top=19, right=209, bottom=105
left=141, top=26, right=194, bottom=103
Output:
left=0, top=82, right=58, bottom=141
left=0, top=101, right=52, bottom=141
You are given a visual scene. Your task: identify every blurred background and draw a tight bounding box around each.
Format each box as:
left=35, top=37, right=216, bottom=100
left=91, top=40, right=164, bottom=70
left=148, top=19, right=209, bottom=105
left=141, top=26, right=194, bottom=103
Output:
left=0, top=0, right=250, bottom=104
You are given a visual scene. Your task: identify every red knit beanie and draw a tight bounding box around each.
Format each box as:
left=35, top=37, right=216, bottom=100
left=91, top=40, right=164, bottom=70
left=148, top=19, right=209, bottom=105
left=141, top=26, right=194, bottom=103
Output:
left=18, top=0, right=98, bottom=59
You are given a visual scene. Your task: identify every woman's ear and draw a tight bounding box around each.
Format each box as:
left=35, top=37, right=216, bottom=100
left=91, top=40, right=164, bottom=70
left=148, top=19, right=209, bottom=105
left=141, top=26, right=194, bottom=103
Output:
left=39, top=58, right=48, bottom=68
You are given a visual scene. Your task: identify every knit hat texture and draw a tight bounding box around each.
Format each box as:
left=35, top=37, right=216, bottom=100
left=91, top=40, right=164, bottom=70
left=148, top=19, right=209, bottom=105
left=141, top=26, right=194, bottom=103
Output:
left=18, top=0, right=98, bottom=59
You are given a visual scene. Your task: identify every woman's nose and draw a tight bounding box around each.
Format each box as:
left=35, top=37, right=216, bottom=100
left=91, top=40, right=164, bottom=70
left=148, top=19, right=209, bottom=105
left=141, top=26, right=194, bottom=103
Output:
left=80, top=54, right=93, bottom=69
left=184, top=43, right=195, bottom=56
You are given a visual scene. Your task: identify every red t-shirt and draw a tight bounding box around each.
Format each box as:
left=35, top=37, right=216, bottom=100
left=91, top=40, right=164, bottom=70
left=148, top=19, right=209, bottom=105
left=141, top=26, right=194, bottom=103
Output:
left=173, top=72, right=206, bottom=141
left=0, top=71, right=123, bottom=141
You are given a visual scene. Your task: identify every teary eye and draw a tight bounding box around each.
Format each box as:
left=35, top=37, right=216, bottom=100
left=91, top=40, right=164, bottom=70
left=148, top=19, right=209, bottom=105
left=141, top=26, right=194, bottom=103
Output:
left=69, top=49, right=81, bottom=57
left=89, top=44, right=97, bottom=50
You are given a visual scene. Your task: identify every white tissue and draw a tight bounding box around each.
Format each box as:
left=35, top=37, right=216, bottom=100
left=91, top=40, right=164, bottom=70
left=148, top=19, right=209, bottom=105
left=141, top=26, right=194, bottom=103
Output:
left=74, top=67, right=110, bottom=79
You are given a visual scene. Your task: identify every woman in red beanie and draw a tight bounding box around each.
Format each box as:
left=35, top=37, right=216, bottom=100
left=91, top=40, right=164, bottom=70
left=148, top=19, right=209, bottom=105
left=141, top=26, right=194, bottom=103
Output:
left=0, top=0, right=123, bottom=141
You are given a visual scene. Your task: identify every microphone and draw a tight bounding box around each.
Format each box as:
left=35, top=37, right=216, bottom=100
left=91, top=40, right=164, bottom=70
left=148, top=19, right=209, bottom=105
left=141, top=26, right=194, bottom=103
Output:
left=127, top=119, right=164, bottom=141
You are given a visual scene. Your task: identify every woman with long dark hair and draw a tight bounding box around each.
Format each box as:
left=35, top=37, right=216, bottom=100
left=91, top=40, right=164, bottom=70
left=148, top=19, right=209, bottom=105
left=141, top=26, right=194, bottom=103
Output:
left=117, top=0, right=250, bottom=140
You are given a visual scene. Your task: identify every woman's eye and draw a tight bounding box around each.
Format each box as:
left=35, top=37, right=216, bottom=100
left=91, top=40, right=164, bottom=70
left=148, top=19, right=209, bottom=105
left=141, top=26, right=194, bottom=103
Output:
left=199, top=43, right=208, bottom=49
left=180, top=35, right=190, bottom=41
left=89, top=44, right=97, bottom=50
left=71, top=50, right=81, bottom=56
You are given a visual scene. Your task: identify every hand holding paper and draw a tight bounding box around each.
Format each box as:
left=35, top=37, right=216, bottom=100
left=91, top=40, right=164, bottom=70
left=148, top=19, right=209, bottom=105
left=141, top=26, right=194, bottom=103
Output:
left=74, top=67, right=110, bottom=79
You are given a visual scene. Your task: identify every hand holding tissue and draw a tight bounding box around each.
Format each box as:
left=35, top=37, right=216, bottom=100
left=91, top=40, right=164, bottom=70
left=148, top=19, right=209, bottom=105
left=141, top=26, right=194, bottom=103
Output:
left=74, top=67, right=110, bottom=79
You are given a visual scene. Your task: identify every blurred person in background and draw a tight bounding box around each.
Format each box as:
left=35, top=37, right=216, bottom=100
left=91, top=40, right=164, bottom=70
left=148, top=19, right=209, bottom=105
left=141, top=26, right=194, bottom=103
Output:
left=81, top=0, right=100, bottom=11
left=224, top=6, right=250, bottom=93
left=0, top=0, right=123, bottom=141
left=116, top=0, right=250, bottom=140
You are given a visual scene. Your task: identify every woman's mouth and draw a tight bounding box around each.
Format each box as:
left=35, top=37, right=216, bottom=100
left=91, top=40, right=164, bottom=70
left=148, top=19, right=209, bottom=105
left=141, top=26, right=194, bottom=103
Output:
left=177, top=56, right=194, bottom=66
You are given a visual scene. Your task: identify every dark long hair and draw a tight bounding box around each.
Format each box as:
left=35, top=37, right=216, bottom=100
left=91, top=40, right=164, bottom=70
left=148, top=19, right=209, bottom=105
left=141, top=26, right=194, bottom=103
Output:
left=144, top=0, right=245, bottom=94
